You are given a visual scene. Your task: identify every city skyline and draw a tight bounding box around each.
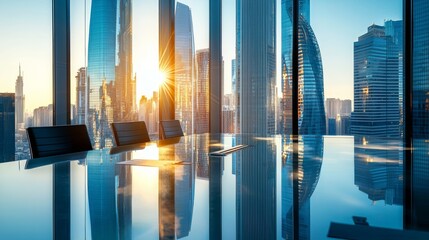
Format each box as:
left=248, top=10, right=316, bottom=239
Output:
left=0, top=0, right=402, bottom=113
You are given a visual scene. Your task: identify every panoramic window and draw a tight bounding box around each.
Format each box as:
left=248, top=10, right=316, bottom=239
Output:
left=0, top=0, right=53, bottom=162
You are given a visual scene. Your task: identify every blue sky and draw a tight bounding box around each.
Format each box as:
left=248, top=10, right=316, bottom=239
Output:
left=0, top=0, right=402, bottom=112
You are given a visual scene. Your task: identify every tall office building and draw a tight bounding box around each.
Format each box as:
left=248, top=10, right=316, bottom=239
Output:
left=0, top=93, right=15, bottom=163
left=231, top=59, right=237, bottom=94
left=237, top=0, right=276, bottom=135
left=115, top=0, right=136, bottom=122
left=75, top=67, right=86, bottom=125
left=15, top=65, right=24, bottom=130
left=281, top=0, right=326, bottom=135
left=194, top=49, right=209, bottom=134
left=175, top=2, right=195, bottom=135
left=351, top=23, right=402, bottom=138
left=87, top=0, right=118, bottom=148
left=413, top=0, right=429, bottom=137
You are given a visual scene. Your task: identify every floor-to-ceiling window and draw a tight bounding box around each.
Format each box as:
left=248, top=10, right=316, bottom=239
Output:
left=0, top=0, right=53, bottom=162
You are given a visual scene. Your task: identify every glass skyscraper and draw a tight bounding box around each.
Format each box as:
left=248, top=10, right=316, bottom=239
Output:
left=412, top=0, right=429, bottom=137
left=0, top=93, right=14, bottom=163
left=175, top=2, right=195, bottom=136
left=194, top=49, right=209, bottom=134
left=281, top=0, right=326, bottom=135
left=351, top=23, right=402, bottom=138
left=87, top=0, right=118, bottom=148
left=237, top=0, right=276, bottom=136
left=115, top=0, right=136, bottom=122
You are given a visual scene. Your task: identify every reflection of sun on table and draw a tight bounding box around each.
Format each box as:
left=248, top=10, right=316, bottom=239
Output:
left=131, top=144, right=159, bottom=160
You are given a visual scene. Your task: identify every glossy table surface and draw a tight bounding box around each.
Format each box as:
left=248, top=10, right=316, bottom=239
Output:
left=1, top=134, right=429, bottom=240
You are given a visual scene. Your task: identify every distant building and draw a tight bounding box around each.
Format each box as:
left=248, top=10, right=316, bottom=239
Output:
left=33, top=104, right=53, bottom=127
left=325, top=98, right=352, bottom=119
left=0, top=93, right=15, bottom=163
left=194, top=49, right=209, bottom=134
left=327, top=118, right=336, bottom=135
left=138, top=92, right=159, bottom=136
left=351, top=22, right=403, bottom=138
left=75, top=67, right=87, bottom=125
left=15, top=65, right=25, bottom=130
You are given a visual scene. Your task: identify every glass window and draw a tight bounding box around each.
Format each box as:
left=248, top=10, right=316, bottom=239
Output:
left=0, top=0, right=53, bottom=162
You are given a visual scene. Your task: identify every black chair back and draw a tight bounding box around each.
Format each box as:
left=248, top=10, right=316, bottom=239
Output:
left=159, top=120, right=184, bottom=140
left=26, top=125, right=92, bottom=158
left=111, top=121, right=151, bottom=146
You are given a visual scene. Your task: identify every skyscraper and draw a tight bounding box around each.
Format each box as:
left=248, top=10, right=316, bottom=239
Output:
left=237, top=0, right=276, bottom=135
left=351, top=23, right=402, bottom=138
left=15, top=65, right=24, bottom=129
left=175, top=2, right=195, bottom=136
left=0, top=93, right=15, bottom=163
left=281, top=0, right=326, bottom=135
left=87, top=0, right=118, bottom=148
left=75, top=67, right=86, bottom=125
left=194, top=49, right=209, bottom=134
left=412, top=0, right=429, bottom=137
left=115, top=0, right=136, bottom=122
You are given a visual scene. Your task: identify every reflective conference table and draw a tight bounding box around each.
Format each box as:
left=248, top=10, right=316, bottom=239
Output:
left=1, top=134, right=429, bottom=240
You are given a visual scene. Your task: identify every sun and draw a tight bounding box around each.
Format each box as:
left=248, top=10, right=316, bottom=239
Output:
left=156, top=70, right=167, bottom=87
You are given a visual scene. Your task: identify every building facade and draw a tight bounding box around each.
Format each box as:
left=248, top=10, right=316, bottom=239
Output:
left=281, top=0, right=326, bottom=135
left=237, top=0, right=276, bottom=136
left=351, top=23, right=402, bottom=138
left=413, top=0, right=429, bottom=138
left=87, top=0, right=118, bottom=148
left=15, top=65, right=24, bottom=130
left=175, top=2, right=195, bottom=135
left=194, top=49, right=209, bottom=134
left=0, top=93, right=15, bottom=163
left=75, top=67, right=86, bottom=125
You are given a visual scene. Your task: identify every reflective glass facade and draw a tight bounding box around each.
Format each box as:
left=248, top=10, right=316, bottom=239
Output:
left=351, top=23, right=402, bottom=138
left=281, top=0, right=326, bottom=135
left=87, top=0, right=118, bottom=148
left=175, top=2, right=195, bottom=136
left=412, top=0, right=429, bottom=137
left=237, top=0, right=276, bottom=135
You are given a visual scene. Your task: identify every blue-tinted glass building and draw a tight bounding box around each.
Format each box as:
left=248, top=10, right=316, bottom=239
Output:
left=281, top=0, right=326, bottom=135
left=413, top=0, right=429, bottom=138
left=175, top=2, right=195, bottom=136
left=237, top=0, right=276, bottom=135
left=351, top=23, right=402, bottom=138
left=87, top=0, right=118, bottom=148
left=0, top=93, right=15, bottom=163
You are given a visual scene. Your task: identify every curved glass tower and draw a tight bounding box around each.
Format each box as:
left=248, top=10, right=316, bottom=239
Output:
left=281, top=0, right=326, bottom=135
left=87, top=0, right=118, bottom=148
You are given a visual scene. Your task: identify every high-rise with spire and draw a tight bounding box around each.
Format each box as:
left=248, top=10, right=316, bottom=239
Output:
left=281, top=0, right=326, bottom=135
left=15, top=64, right=25, bottom=129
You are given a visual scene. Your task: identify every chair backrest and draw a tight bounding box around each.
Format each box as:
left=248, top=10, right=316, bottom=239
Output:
left=26, top=125, right=93, bottom=158
left=111, top=121, right=151, bottom=146
left=159, top=120, right=184, bottom=140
